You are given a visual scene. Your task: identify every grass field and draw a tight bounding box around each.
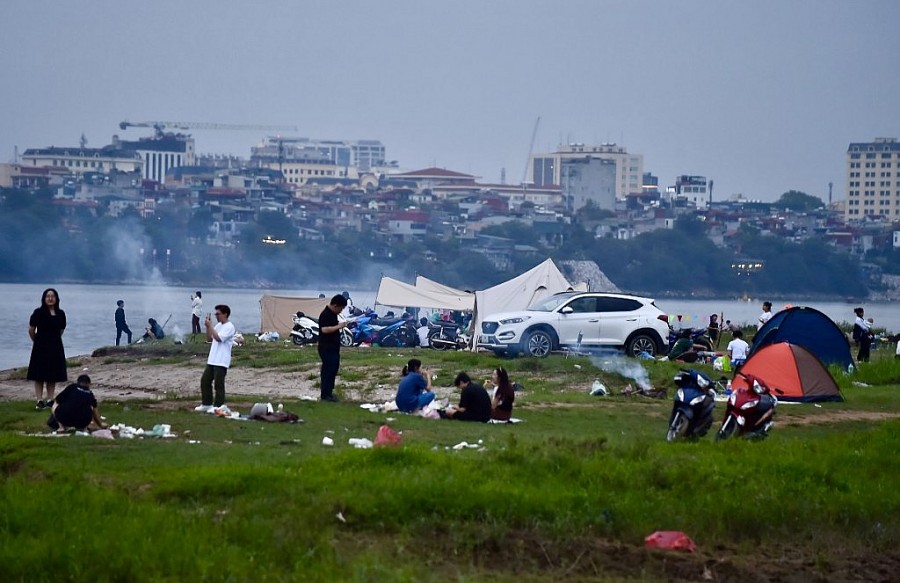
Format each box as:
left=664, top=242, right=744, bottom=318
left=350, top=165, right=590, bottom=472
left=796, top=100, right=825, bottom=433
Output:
left=2, top=342, right=899, bottom=582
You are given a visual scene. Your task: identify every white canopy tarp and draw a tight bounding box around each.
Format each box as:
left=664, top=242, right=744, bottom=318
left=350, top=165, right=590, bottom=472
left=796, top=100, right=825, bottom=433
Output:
left=375, top=277, right=475, bottom=311
left=471, top=258, right=578, bottom=348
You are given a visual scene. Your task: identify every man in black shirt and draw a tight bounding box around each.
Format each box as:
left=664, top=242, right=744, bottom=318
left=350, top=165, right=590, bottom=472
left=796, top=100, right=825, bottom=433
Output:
left=115, top=300, right=132, bottom=345
left=47, top=374, right=107, bottom=432
left=317, top=294, right=350, bottom=402
left=443, top=372, right=491, bottom=422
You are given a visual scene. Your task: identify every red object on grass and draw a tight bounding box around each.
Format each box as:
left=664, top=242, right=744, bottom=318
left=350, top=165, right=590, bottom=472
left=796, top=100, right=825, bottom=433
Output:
left=644, top=530, right=697, bottom=552
left=374, top=424, right=403, bottom=447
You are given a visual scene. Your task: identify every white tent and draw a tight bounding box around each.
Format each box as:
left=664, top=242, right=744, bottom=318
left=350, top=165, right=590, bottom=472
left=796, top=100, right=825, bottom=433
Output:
left=414, top=275, right=470, bottom=296
left=471, top=258, right=579, bottom=348
left=375, top=276, right=475, bottom=311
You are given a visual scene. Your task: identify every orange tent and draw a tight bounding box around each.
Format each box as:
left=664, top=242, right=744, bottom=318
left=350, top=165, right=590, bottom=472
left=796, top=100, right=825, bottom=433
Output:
left=732, top=342, right=843, bottom=403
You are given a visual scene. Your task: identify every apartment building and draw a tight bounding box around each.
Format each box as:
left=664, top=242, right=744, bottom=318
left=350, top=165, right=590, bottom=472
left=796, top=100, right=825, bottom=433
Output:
left=21, top=145, right=143, bottom=176
left=846, top=137, right=900, bottom=221
left=529, top=143, right=643, bottom=199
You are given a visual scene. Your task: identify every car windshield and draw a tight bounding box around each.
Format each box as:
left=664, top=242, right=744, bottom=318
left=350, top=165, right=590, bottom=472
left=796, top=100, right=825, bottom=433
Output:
left=528, top=292, right=579, bottom=312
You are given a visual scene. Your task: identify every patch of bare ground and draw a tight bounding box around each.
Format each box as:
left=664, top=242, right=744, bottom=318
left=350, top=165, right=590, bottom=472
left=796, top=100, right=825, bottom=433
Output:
left=0, top=350, right=447, bottom=405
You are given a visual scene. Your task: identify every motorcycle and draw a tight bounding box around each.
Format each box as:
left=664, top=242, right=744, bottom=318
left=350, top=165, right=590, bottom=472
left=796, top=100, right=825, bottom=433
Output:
left=428, top=321, right=468, bottom=350
left=666, top=369, right=716, bottom=442
left=715, top=373, right=777, bottom=441
left=373, top=316, right=419, bottom=347
left=290, top=311, right=353, bottom=347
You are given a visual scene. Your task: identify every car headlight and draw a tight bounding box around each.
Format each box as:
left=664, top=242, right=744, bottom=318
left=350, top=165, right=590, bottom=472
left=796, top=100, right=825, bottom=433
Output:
left=499, top=316, right=530, bottom=325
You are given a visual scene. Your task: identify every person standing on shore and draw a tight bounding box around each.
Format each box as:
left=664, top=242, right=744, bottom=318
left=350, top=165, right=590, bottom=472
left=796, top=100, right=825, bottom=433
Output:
left=195, top=304, right=235, bottom=412
left=27, top=288, right=68, bottom=410
left=114, top=300, right=132, bottom=346
left=318, top=294, right=350, bottom=402
left=191, top=291, right=203, bottom=336
left=757, top=301, right=773, bottom=331
left=853, top=307, right=874, bottom=363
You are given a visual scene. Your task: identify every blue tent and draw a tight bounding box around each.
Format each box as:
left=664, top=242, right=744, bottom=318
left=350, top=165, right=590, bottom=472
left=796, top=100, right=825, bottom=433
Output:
left=749, top=306, right=853, bottom=370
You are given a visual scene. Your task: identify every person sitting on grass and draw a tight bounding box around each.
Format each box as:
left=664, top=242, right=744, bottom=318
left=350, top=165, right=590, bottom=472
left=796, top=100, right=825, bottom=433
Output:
left=140, top=318, right=165, bottom=342
left=47, top=374, right=107, bottom=433
left=669, top=329, right=705, bottom=363
left=486, top=366, right=515, bottom=421
left=395, top=358, right=435, bottom=413
left=441, top=372, right=491, bottom=423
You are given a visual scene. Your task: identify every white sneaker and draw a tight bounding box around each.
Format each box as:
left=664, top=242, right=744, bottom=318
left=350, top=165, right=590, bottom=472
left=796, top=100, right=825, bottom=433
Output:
left=194, top=404, right=214, bottom=413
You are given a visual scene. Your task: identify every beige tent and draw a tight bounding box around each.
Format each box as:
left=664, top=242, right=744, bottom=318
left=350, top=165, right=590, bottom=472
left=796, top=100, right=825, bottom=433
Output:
left=414, top=275, right=470, bottom=296
left=259, top=295, right=329, bottom=337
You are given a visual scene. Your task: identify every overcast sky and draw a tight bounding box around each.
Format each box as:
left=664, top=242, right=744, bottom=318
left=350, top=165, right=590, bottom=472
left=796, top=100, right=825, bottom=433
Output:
left=2, top=0, right=898, bottom=201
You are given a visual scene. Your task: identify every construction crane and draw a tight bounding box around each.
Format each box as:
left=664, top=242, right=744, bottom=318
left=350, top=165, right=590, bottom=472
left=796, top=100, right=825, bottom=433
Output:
left=522, top=116, right=541, bottom=186
left=118, top=120, right=299, bottom=137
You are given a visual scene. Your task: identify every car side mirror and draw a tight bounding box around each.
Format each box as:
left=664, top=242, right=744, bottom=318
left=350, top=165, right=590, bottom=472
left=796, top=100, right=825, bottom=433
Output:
left=561, top=307, right=574, bottom=314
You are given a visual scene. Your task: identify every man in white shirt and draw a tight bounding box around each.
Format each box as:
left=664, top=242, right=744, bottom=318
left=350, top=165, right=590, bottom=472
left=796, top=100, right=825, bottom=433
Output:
left=195, top=304, right=236, bottom=411
left=191, top=291, right=203, bottom=335
left=757, top=301, right=773, bottom=330
left=416, top=317, right=431, bottom=347
left=726, top=329, right=750, bottom=367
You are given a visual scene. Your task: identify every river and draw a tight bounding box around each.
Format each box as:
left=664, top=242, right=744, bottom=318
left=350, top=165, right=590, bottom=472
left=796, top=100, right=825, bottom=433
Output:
left=1, top=283, right=893, bottom=371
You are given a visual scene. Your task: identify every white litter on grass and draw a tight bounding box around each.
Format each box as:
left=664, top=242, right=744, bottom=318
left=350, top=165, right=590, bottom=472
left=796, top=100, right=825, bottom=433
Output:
left=488, top=418, right=523, bottom=424
left=451, top=441, right=482, bottom=450
left=348, top=438, right=374, bottom=449
left=299, top=396, right=318, bottom=401
left=359, top=401, right=399, bottom=413
left=336, top=511, right=347, bottom=523
left=321, top=436, right=334, bottom=446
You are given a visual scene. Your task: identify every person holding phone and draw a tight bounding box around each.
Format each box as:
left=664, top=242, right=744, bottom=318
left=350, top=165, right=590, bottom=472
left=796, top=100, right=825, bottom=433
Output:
left=194, top=304, right=235, bottom=412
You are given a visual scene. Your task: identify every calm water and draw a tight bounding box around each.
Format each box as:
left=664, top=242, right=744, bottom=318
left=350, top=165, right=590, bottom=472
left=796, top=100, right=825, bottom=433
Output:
left=1, top=282, right=894, bottom=370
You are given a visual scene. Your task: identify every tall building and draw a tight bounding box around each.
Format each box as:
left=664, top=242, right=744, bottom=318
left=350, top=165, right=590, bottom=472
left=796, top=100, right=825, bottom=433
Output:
left=561, top=157, right=617, bottom=212
left=845, top=137, right=900, bottom=221
left=529, top=143, right=643, bottom=199
left=673, top=175, right=710, bottom=209
left=250, top=136, right=389, bottom=183
left=114, top=133, right=196, bottom=184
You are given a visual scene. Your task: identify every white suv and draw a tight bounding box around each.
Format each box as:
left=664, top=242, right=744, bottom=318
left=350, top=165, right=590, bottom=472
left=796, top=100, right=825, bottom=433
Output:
left=477, top=291, right=669, bottom=358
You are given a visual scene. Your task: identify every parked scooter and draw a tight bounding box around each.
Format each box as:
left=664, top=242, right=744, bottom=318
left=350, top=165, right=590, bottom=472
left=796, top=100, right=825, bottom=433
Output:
left=290, top=311, right=353, bottom=347
left=428, top=321, right=468, bottom=350
left=666, top=369, right=717, bottom=442
left=374, top=317, right=419, bottom=347
left=715, top=373, right=777, bottom=441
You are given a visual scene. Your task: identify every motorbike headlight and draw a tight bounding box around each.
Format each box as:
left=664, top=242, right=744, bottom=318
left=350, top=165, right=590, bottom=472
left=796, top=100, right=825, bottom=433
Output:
left=499, top=316, right=530, bottom=325
left=740, top=400, right=759, bottom=410
left=689, top=394, right=706, bottom=406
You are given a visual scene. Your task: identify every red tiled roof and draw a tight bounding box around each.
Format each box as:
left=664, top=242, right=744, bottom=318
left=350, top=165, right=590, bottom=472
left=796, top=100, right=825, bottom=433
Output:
left=393, top=167, right=475, bottom=179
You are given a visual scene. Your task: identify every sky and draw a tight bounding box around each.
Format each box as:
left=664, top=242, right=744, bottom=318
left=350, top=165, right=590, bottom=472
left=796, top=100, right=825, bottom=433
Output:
left=2, top=0, right=899, bottom=202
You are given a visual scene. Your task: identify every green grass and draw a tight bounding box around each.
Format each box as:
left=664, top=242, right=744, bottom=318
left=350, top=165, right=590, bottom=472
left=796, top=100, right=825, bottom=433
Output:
left=2, top=345, right=900, bottom=581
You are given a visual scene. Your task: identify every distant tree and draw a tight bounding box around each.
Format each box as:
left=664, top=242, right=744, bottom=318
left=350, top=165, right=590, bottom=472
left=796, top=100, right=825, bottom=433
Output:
left=774, top=190, right=824, bottom=212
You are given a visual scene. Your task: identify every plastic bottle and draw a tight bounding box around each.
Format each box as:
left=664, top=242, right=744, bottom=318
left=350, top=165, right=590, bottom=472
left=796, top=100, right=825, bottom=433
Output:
left=725, top=380, right=732, bottom=396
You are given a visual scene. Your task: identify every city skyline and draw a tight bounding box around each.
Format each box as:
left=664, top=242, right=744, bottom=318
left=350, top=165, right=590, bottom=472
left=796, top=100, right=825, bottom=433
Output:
left=2, top=0, right=899, bottom=202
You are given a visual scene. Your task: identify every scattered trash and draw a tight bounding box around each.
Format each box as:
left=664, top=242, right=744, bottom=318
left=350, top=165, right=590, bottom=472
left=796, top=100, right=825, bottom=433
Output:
left=336, top=511, right=347, bottom=523
left=644, top=530, right=697, bottom=552
left=451, top=441, right=482, bottom=450
left=321, top=436, right=334, bottom=446
left=374, top=424, right=403, bottom=447
left=590, top=379, right=608, bottom=396
left=573, top=364, right=582, bottom=369
left=814, top=404, right=823, bottom=408
left=256, top=331, right=280, bottom=342
left=348, top=438, right=374, bottom=449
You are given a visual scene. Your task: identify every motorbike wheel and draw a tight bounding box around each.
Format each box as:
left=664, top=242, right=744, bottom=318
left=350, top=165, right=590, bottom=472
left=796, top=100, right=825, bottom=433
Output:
left=666, top=411, right=688, bottom=443
left=428, top=331, right=451, bottom=350
left=715, top=417, right=738, bottom=441
left=291, top=335, right=305, bottom=346
left=379, top=334, right=402, bottom=348
left=340, top=330, right=353, bottom=347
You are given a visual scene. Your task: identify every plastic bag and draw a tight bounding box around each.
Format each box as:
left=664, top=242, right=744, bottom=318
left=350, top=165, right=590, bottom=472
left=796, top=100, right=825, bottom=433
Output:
left=644, top=530, right=697, bottom=552
left=374, top=424, right=403, bottom=447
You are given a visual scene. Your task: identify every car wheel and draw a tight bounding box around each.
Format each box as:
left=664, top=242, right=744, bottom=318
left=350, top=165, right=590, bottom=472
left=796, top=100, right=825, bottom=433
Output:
left=625, top=333, right=658, bottom=357
left=523, top=330, right=553, bottom=358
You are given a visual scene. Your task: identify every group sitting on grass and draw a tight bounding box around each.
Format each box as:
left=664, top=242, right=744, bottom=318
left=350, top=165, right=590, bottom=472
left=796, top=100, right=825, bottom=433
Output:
left=394, top=361, right=516, bottom=423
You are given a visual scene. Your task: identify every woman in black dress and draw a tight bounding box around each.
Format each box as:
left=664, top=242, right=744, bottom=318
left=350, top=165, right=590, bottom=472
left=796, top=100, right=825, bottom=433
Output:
left=27, top=288, right=67, bottom=409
